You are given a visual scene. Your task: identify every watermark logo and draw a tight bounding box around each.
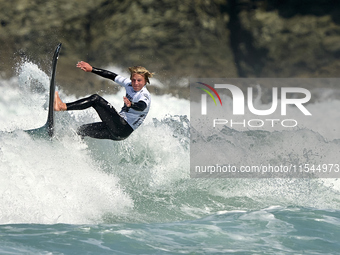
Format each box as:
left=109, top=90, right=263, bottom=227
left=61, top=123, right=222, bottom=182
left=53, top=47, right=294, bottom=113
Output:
left=196, top=82, right=222, bottom=115
left=198, top=83, right=312, bottom=116
left=193, top=79, right=313, bottom=129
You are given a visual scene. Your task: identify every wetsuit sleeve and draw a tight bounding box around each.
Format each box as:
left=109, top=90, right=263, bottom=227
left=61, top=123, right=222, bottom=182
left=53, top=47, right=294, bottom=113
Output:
left=91, top=67, right=118, bottom=81
left=130, top=101, right=147, bottom=111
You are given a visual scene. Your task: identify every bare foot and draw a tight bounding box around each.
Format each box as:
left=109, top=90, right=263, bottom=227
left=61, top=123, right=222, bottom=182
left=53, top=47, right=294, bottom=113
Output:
left=54, top=91, right=67, bottom=111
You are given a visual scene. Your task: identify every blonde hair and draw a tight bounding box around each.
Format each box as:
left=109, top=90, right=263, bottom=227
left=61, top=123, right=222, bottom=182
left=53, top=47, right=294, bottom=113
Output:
left=129, top=66, right=154, bottom=84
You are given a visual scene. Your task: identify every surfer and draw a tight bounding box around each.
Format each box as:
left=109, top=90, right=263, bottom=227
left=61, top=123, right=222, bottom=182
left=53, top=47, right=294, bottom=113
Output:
left=54, top=61, right=153, bottom=140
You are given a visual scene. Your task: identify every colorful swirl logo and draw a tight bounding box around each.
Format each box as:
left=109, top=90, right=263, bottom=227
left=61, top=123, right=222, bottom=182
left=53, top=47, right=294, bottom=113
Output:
left=196, top=82, right=222, bottom=106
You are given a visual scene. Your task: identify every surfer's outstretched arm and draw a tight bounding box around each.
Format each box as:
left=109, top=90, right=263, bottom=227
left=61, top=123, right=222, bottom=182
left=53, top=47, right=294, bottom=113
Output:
left=77, top=61, right=117, bottom=81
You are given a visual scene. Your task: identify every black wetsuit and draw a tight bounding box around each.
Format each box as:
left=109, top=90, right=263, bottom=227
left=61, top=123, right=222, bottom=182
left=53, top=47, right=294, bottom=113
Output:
left=66, top=67, right=149, bottom=141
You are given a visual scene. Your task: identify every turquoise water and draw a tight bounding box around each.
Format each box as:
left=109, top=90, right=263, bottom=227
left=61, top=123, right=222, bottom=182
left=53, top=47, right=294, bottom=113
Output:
left=1, top=62, right=340, bottom=254
left=1, top=207, right=339, bottom=254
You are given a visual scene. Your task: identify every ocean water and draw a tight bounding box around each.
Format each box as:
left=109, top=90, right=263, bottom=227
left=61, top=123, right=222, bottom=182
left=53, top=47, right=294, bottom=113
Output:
left=1, top=61, right=340, bottom=254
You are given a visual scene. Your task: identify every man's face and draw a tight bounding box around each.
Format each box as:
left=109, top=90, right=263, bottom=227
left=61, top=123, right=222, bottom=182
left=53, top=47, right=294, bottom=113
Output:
left=131, top=73, right=146, bottom=91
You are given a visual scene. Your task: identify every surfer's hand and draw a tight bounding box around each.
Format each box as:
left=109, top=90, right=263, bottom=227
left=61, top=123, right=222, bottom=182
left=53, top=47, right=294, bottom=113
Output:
left=123, top=96, right=132, bottom=107
left=77, top=61, right=93, bottom=72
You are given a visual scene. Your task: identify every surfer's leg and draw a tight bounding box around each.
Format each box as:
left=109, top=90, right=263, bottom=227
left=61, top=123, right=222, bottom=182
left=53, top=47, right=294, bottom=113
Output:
left=77, top=122, right=131, bottom=140
left=66, top=94, right=119, bottom=121
left=64, top=94, right=100, bottom=111
left=77, top=122, right=117, bottom=140
left=66, top=94, right=133, bottom=140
